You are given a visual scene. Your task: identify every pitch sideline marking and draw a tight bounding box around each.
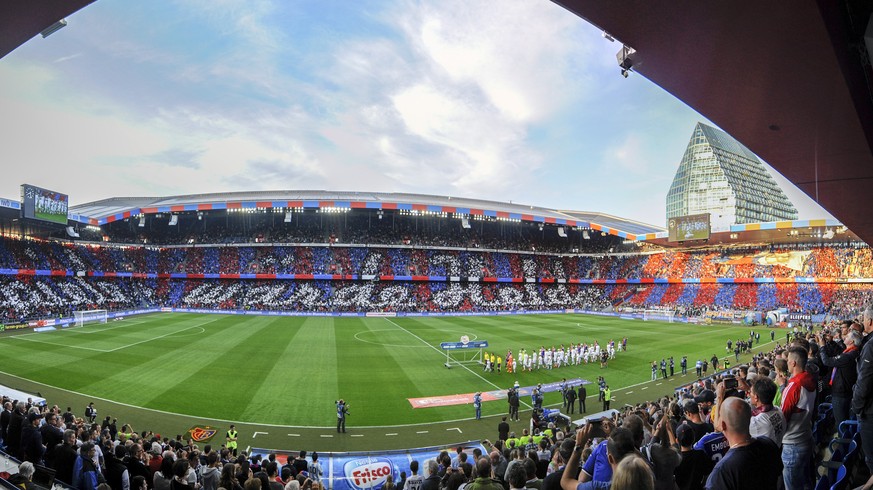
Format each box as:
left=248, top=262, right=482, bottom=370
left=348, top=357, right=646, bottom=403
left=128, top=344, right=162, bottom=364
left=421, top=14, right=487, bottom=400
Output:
left=0, top=323, right=779, bottom=431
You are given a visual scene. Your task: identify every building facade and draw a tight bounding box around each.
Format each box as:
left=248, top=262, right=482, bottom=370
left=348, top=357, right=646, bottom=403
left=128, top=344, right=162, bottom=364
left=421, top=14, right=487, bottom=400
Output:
left=666, top=122, right=798, bottom=230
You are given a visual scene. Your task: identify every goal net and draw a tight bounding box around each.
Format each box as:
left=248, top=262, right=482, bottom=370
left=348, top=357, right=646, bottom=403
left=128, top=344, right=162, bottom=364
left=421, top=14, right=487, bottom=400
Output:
left=73, top=309, right=108, bottom=327
left=440, top=338, right=488, bottom=368
left=642, top=309, right=675, bottom=323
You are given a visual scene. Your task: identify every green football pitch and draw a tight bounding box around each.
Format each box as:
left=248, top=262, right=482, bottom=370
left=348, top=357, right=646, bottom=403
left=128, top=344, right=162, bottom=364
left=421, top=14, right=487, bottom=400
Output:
left=0, top=312, right=772, bottom=432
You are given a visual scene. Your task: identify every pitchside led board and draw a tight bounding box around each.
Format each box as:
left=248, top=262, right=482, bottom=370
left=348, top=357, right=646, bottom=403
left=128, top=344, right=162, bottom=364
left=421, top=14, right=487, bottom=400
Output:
left=667, top=213, right=711, bottom=242
left=21, top=184, right=69, bottom=225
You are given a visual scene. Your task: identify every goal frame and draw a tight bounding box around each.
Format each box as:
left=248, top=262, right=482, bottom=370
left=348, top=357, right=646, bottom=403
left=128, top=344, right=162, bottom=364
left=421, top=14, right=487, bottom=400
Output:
left=73, top=309, right=109, bottom=327
left=443, top=347, right=484, bottom=368
left=642, top=309, right=675, bottom=323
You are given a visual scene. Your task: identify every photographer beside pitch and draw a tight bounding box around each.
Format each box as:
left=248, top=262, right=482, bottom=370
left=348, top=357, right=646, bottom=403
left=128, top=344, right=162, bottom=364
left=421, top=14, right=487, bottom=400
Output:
left=336, top=399, right=349, bottom=433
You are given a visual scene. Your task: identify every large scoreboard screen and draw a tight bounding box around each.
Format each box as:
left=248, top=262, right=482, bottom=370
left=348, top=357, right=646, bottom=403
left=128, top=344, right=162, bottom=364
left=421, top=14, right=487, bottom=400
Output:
left=668, top=213, right=711, bottom=242
left=21, top=184, right=69, bottom=225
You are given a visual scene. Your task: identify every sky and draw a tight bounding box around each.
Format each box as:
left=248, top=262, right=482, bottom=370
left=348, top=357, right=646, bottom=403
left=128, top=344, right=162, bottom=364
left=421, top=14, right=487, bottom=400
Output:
left=0, top=0, right=834, bottom=228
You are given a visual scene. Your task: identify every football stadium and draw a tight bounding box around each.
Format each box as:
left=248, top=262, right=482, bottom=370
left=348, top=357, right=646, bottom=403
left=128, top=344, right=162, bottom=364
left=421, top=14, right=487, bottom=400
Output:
left=2, top=2, right=873, bottom=490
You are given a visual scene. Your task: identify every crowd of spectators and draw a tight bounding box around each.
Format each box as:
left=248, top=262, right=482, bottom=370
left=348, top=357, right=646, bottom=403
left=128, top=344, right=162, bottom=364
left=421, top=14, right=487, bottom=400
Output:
left=482, top=307, right=873, bottom=490
left=2, top=236, right=873, bottom=323
left=5, top=308, right=873, bottom=490
left=4, top=273, right=873, bottom=325
left=4, top=237, right=873, bottom=281
left=0, top=397, right=327, bottom=490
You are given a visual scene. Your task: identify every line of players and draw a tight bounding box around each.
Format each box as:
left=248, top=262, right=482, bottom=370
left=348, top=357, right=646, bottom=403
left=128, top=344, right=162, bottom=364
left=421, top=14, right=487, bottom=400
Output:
left=35, top=192, right=67, bottom=215
left=483, top=337, right=629, bottom=373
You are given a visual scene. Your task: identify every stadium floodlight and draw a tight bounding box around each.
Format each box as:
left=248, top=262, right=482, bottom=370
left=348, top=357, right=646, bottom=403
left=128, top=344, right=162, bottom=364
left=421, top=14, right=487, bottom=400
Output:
left=558, top=227, right=567, bottom=238
left=616, top=44, right=636, bottom=78
left=41, top=19, right=67, bottom=38
left=284, top=212, right=292, bottom=223
left=582, top=230, right=590, bottom=240
left=168, top=215, right=178, bottom=226
left=138, top=216, right=145, bottom=227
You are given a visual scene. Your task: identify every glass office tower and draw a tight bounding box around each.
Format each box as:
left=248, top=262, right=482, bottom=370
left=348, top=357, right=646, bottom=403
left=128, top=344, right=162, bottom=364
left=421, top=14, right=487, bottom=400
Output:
left=666, top=122, right=798, bottom=230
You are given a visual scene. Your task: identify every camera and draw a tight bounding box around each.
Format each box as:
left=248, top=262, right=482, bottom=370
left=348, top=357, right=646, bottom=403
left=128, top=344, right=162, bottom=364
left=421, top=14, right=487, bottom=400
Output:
left=722, top=375, right=738, bottom=390
left=584, top=417, right=608, bottom=438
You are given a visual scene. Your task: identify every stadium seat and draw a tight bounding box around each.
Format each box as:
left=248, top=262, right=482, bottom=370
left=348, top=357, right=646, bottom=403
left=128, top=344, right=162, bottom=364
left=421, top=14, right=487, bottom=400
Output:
left=821, top=440, right=856, bottom=482
left=814, top=474, right=830, bottom=490
left=839, top=420, right=859, bottom=440
left=831, top=465, right=849, bottom=490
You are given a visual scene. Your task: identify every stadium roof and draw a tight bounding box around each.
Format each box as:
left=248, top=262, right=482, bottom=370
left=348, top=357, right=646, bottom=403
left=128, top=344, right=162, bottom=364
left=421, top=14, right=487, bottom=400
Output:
left=70, top=190, right=667, bottom=239
left=0, top=0, right=95, bottom=59
left=4, top=1, right=872, bottom=244
left=553, top=0, right=873, bottom=245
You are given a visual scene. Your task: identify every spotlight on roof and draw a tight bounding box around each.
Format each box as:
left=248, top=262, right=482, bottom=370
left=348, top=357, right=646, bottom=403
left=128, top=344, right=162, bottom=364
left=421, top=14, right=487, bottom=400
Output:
left=616, top=44, right=637, bottom=78
left=41, top=19, right=68, bottom=38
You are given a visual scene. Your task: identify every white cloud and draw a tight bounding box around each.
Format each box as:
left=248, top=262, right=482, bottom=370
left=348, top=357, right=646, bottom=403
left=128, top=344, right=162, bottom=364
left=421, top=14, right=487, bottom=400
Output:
left=0, top=0, right=610, bottom=210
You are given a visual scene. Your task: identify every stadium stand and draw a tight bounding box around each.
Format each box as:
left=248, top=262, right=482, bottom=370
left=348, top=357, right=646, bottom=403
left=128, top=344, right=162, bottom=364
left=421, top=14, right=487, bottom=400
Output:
left=2, top=216, right=873, bottom=490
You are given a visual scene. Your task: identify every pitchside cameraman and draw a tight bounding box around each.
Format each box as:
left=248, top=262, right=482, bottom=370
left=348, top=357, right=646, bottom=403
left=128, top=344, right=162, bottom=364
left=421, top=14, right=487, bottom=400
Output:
left=336, top=400, right=349, bottom=433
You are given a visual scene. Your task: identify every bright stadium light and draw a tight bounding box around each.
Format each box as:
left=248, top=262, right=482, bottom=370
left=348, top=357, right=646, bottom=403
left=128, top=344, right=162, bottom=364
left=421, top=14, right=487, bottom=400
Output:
left=41, top=19, right=67, bottom=38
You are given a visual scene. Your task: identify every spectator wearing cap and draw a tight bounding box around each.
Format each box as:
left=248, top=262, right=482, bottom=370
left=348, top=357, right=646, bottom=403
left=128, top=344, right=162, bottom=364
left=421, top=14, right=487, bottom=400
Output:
left=20, top=411, right=44, bottom=465
left=673, top=424, right=708, bottom=490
